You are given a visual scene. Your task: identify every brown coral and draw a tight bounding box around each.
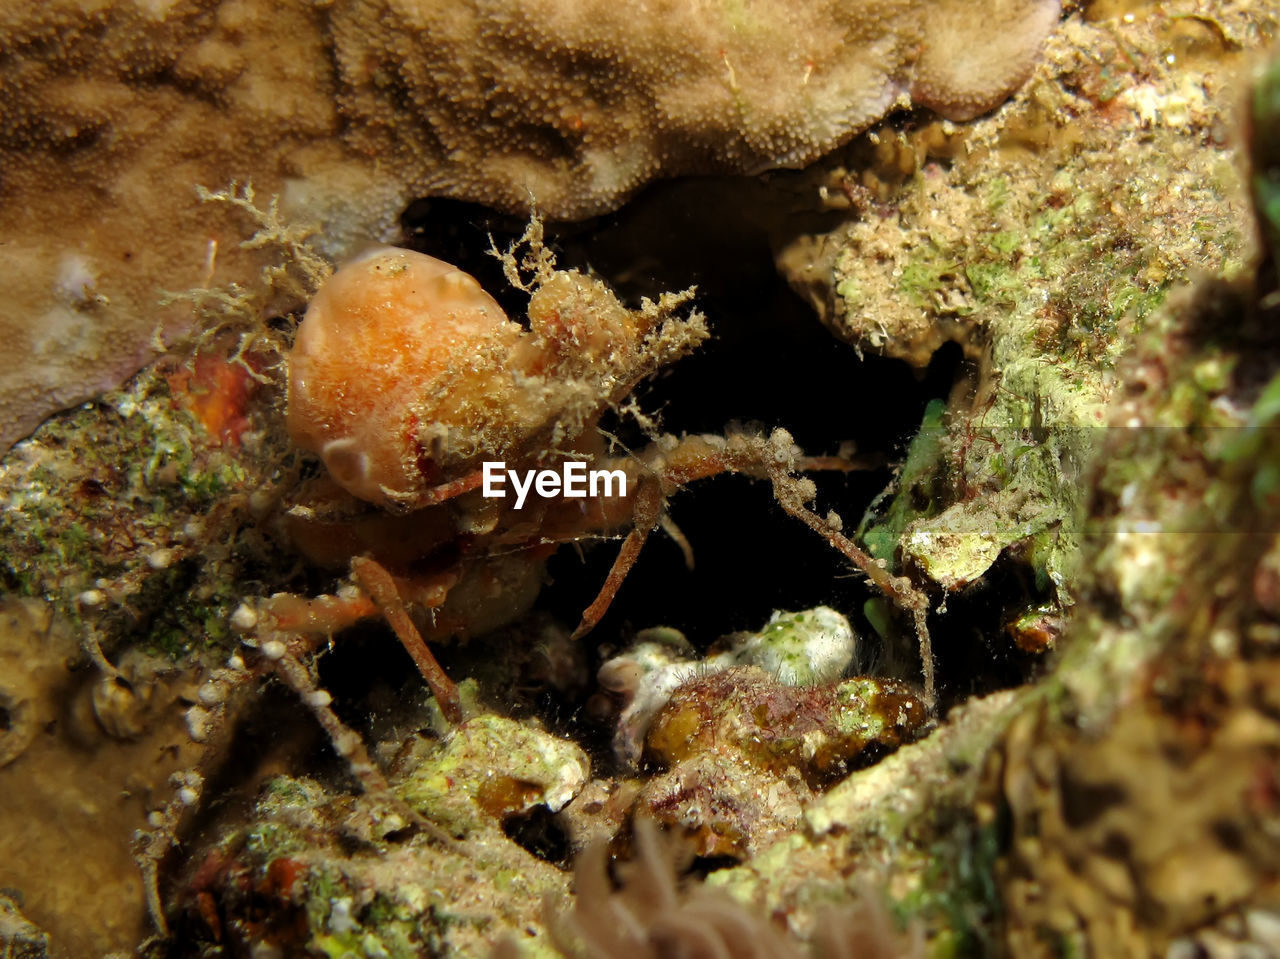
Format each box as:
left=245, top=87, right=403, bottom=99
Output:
left=333, top=0, right=1062, bottom=218
left=0, top=0, right=1059, bottom=451
left=646, top=666, right=927, bottom=787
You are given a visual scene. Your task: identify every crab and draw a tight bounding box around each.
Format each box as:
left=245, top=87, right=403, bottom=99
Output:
left=131, top=222, right=938, bottom=936
left=176, top=222, right=930, bottom=775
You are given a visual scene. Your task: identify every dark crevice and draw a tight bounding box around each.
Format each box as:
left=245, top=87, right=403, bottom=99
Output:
left=395, top=177, right=1053, bottom=719
left=502, top=804, right=572, bottom=868
left=399, top=181, right=956, bottom=675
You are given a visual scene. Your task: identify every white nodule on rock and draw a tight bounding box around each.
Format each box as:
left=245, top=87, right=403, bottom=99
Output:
left=185, top=706, right=211, bottom=743
left=53, top=253, right=99, bottom=306
left=230, top=603, right=258, bottom=631
left=601, top=608, right=858, bottom=765
left=327, top=897, right=358, bottom=935
left=735, top=607, right=857, bottom=686
left=332, top=730, right=360, bottom=758
left=146, top=547, right=175, bottom=570
left=78, top=589, right=106, bottom=608
left=306, top=689, right=333, bottom=709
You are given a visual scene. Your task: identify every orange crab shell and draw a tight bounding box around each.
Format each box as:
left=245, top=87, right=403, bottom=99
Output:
left=286, top=247, right=536, bottom=508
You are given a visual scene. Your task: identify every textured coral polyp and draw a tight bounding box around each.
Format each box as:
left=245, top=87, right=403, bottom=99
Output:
left=336, top=0, right=1063, bottom=218
left=912, top=0, right=1063, bottom=121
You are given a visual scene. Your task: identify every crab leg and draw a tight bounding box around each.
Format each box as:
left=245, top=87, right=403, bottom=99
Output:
left=570, top=437, right=871, bottom=640
left=757, top=454, right=935, bottom=707
left=571, top=480, right=664, bottom=639
left=571, top=431, right=936, bottom=707
left=260, top=590, right=379, bottom=633
left=351, top=555, right=463, bottom=724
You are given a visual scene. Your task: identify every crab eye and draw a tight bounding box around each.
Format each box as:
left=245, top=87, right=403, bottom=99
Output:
left=318, top=437, right=373, bottom=496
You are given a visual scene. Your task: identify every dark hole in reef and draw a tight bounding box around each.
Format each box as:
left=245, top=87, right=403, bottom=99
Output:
left=927, top=549, right=1055, bottom=714
left=314, top=621, right=446, bottom=734
left=1213, top=819, right=1248, bottom=854
left=311, top=611, right=625, bottom=773
left=400, top=180, right=1048, bottom=730
left=0, top=703, right=9, bottom=732
left=402, top=179, right=956, bottom=665
left=687, top=854, right=742, bottom=878
left=502, top=804, right=572, bottom=868
left=1059, top=776, right=1129, bottom=831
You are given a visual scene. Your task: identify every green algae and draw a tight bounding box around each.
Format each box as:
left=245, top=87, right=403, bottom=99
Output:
left=794, top=6, right=1257, bottom=629
left=0, top=364, right=275, bottom=660
left=707, top=690, right=1025, bottom=954
left=860, top=398, right=948, bottom=566
left=179, top=768, right=573, bottom=957
left=725, top=5, right=1280, bottom=952
left=397, top=714, right=589, bottom=837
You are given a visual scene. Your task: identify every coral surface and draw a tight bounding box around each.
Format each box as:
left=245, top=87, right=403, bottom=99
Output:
left=10, top=1, right=1280, bottom=958
left=0, top=0, right=1058, bottom=452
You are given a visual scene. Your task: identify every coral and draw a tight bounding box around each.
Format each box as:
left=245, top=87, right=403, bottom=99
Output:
left=543, top=817, right=804, bottom=958
left=396, top=714, right=590, bottom=837
left=709, top=690, right=1022, bottom=951
left=0, top=599, right=209, bottom=956
left=0, top=601, right=61, bottom=770
left=0, top=0, right=346, bottom=451
left=735, top=607, right=859, bottom=686
left=777, top=0, right=1266, bottom=647
left=10, top=2, right=1280, bottom=955
left=687, top=7, right=1280, bottom=953
left=169, top=772, right=573, bottom=956
left=600, top=608, right=858, bottom=765
left=1164, top=909, right=1280, bottom=958
left=646, top=667, right=926, bottom=788
left=0, top=346, right=289, bottom=954
left=900, top=486, right=1059, bottom=591
left=994, top=231, right=1280, bottom=953
left=0, top=0, right=1058, bottom=452
left=333, top=0, right=1061, bottom=218
left=535, top=817, right=922, bottom=959
left=595, top=612, right=922, bottom=858
left=783, top=3, right=1257, bottom=372
left=0, top=351, right=275, bottom=659
left=641, top=749, right=811, bottom=859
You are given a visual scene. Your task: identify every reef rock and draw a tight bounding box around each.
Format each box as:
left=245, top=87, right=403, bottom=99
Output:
left=333, top=0, right=1062, bottom=217
left=0, top=0, right=1059, bottom=451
